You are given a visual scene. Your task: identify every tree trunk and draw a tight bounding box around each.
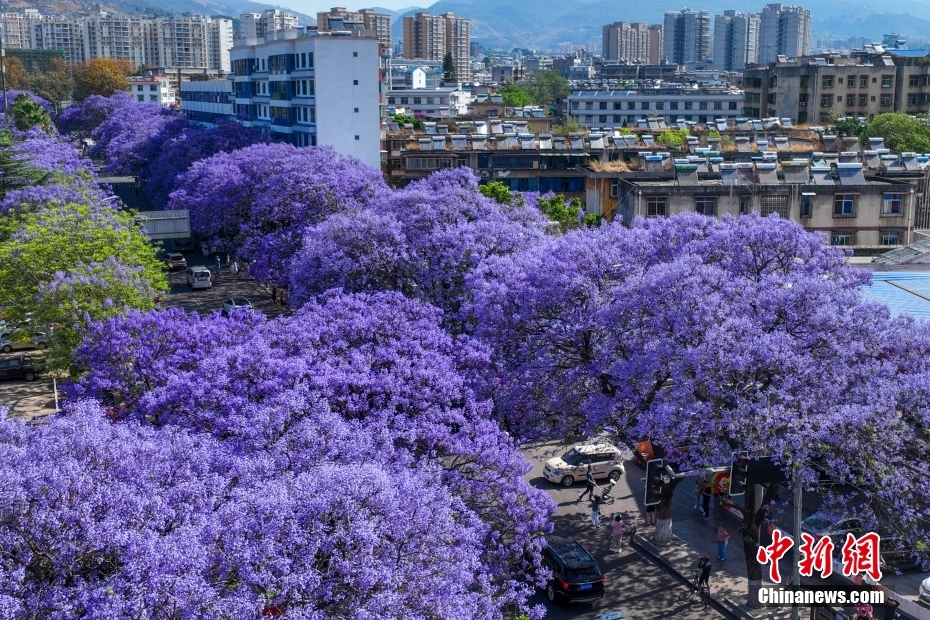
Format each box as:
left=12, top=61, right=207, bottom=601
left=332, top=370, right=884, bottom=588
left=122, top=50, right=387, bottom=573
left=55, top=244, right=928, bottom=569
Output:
left=652, top=477, right=682, bottom=546
left=742, top=483, right=779, bottom=609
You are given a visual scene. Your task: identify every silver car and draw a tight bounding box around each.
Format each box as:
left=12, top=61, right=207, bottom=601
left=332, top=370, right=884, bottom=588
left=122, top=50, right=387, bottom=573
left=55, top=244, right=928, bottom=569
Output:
left=0, top=331, right=47, bottom=353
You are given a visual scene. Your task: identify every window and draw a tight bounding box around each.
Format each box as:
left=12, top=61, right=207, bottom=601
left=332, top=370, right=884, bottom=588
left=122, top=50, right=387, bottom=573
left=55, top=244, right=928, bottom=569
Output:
left=833, top=194, right=855, bottom=216
left=353, top=80, right=358, bottom=85
left=713, top=101, right=722, bottom=110
left=584, top=115, right=594, bottom=123
left=427, top=97, right=434, bottom=104
left=800, top=76, right=809, bottom=89
left=767, top=93, right=776, bottom=104
left=699, top=101, right=708, bottom=110
left=860, top=75, right=868, bottom=88
left=739, top=196, right=752, bottom=215
left=353, top=51, right=358, bottom=57
left=882, top=75, right=893, bottom=88
left=909, top=94, right=920, bottom=106
left=798, top=112, right=808, bottom=124
left=798, top=93, right=808, bottom=107
left=150, top=84, right=157, bottom=91
left=610, top=180, right=618, bottom=198
left=822, top=75, right=834, bottom=88
left=308, top=53, right=314, bottom=67
left=821, top=95, right=833, bottom=107
left=571, top=101, right=579, bottom=109
left=656, top=102, right=664, bottom=110
left=599, top=115, right=607, bottom=123
left=831, top=230, right=855, bottom=246
left=911, top=75, right=921, bottom=87
left=871, top=95, right=876, bottom=102
left=846, top=94, right=855, bottom=106
left=646, top=197, right=667, bottom=217
left=413, top=97, right=421, bottom=104
left=699, top=115, right=707, bottom=123
left=137, top=95, right=144, bottom=102
left=729, top=101, right=737, bottom=110
left=388, top=97, right=396, bottom=104
left=149, top=95, right=157, bottom=101
left=628, top=102, right=635, bottom=110
left=684, top=101, right=693, bottom=110
left=881, top=230, right=901, bottom=245
left=585, top=102, right=593, bottom=110
left=400, top=97, right=408, bottom=104
left=684, top=115, right=693, bottom=121
left=355, top=135, right=359, bottom=140
left=882, top=194, right=903, bottom=215
left=761, top=195, right=789, bottom=218
left=847, top=75, right=855, bottom=87
left=880, top=94, right=891, bottom=106
left=613, top=102, right=622, bottom=110
left=801, top=194, right=812, bottom=217
left=354, top=107, right=359, bottom=113
left=599, top=101, right=607, bottom=110
left=859, top=94, right=867, bottom=106
left=613, top=114, right=622, bottom=122
left=695, top=196, right=715, bottom=216
left=641, top=102, right=650, bottom=110
left=670, top=101, right=679, bottom=110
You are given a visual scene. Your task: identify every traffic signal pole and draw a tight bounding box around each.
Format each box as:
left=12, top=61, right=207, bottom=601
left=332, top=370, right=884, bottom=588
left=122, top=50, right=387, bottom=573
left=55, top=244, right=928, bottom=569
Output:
left=791, top=481, right=802, bottom=620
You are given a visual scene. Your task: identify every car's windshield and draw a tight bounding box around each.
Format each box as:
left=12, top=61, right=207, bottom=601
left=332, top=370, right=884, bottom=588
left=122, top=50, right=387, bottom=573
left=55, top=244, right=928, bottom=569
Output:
left=565, top=566, right=601, bottom=583
left=803, top=515, right=832, bottom=530
left=561, top=449, right=584, bottom=466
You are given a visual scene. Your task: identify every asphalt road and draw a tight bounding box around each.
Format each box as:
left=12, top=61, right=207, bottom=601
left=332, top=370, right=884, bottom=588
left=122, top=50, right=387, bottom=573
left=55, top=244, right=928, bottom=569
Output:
left=522, top=443, right=727, bottom=620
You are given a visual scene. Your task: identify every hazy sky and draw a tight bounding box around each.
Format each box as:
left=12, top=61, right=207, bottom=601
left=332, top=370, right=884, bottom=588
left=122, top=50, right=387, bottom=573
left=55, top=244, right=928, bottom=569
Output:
left=285, top=1, right=424, bottom=15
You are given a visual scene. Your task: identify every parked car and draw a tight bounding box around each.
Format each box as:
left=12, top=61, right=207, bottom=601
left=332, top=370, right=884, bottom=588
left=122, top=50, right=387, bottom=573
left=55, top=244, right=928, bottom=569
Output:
left=0, top=331, right=47, bottom=353
left=541, top=536, right=605, bottom=604
left=222, top=298, right=252, bottom=317
left=800, top=513, right=864, bottom=546
left=543, top=442, right=625, bottom=487
left=186, top=267, right=212, bottom=290
left=162, top=252, right=187, bottom=270
left=876, top=533, right=930, bottom=573
left=0, top=355, right=36, bottom=381
left=919, top=575, right=930, bottom=606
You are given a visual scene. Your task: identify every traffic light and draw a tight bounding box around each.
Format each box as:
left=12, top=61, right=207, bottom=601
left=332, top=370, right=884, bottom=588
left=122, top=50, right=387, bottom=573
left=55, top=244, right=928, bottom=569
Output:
left=730, top=457, right=749, bottom=497
left=644, top=458, right=665, bottom=506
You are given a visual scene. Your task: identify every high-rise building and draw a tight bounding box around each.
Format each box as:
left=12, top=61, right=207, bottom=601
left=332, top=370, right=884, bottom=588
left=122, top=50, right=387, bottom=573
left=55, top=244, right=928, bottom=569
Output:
left=758, top=3, right=810, bottom=63
left=0, top=10, right=45, bottom=49
left=30, top=15, right=86, bottom=63
left=602, top=22, right=649, bottom=63
left=316, top=7, right=391, bottom=54
left=83, top=14, right=153, bottom=68
left=239, top=9, right=299, bottom=40
left=647, top=25, right=664, bottom=64
left=713, top=10, right=760, bottom=70
left=663, top=8, right=711, bottom=64
left=402, top=12, right=470, bottom=81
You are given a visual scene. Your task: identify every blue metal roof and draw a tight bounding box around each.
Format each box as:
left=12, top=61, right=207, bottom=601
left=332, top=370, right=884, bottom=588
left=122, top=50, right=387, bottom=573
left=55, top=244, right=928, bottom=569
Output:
left=860, top=272, right=930, bottom=320
left=887, top=49, right=929, bottom=57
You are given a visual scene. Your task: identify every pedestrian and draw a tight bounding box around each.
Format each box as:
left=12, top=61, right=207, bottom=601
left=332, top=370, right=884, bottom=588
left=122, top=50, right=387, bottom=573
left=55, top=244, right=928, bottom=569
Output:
left=201, top=243, right=209, bottom=258
left=154, top=296, right=162, bottom=311
left=610, top=515, right=624, bottom=552
left=626, top=520, right=637, bottom=545
left=271, top=285, right=278, bottom=304
left=694, top=479, right=704, bottom=511
left=215, top=255, right=222, bottom=273
left=279, top=290, right=286, bottom=307
left=590, top=494, right=601, bottom=529
left=702, top=479, right=713, bottom=519
left=225, top=253, right=231, bottom=267
left=645, top=503, right=656, bottom=526
left=716, top=524, right=729, bottom=561
left=232, top=260, right=239, bottom=278
left=578, top=464, right=596, bottom=501
left=697, top=554, right=712, bottom=591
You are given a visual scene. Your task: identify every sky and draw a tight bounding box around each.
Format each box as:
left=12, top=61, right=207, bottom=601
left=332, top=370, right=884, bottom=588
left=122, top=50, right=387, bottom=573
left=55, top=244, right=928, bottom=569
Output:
left=285, top=1, right=425, bottom=15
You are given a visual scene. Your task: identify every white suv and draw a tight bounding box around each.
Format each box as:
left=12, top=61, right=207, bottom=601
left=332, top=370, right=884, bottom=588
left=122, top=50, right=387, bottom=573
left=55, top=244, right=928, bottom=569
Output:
left=186, top=267, right=212, bottom=290
left=544, top=443, right=626, bottom=487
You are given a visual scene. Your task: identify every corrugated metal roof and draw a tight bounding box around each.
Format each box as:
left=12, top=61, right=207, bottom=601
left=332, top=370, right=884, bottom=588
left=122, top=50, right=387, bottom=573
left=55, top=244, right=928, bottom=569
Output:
left=860, top=272, right=930, bottom=320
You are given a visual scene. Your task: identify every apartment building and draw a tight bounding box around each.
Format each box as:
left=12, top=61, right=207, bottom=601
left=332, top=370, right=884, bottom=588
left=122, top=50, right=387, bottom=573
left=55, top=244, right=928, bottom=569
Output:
left=129, top=76, right=175, bottom=106
left=30, top=15, right=86, bottom=63
left=0, top=9, right=44, bottom=49
left=602, top=22, right=662, bottom=64
left=180, top=79, right=234, bottom=124
left=402, top=12, right=470, bottom=81
left=713, top=11, right=760, bottom=71
left=758, top=3, right=810, bottom=63
left=83, top=14, right=153, bottom=67
left=316, top=7, right=391, bottom=53
left=239, top=10, right=299, bottom=39
left=567, top=86, right=743, bottom=128
left=663, top=8, right=711, bottom=64
left=743, top=52, right=930, bottom=123
left=229, top=29, right=381, bottom=168
left=386, top=86, right=473, bottom=117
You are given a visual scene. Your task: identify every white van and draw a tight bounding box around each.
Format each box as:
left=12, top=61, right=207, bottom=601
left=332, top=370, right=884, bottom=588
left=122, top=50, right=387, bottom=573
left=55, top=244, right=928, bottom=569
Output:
left=186, top=267, right=212, bottom=289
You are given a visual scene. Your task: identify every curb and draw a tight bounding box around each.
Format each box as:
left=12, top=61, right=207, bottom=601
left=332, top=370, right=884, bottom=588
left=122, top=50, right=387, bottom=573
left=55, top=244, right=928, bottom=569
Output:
left=630, top=534, right=743, bottom=620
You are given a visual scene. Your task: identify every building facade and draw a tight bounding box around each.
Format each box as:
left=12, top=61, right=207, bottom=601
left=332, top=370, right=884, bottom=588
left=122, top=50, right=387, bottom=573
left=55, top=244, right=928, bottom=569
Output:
left=663, top=8, right=711, bottom=64
left=180, top=79, right=234, bottom=124
left=239, top=10, right=299, bottom=40
left=229, top=29, right=381, bottom=168
left=758, top=3, right=811, bottom=64
left=713, top=10, right=760, bottom=71
left=402, top=12, right=470, bottom=81
left=316, top=7, right=391, bottom=53
left=743, top=52, right=930, bottom=123
left=602, top=22, right=651, bottom=64
left=567, top=86, right=743, bottom=128
left=129, top=76, right=175, bottom=106
left=386, top=86, right=473, bottom=117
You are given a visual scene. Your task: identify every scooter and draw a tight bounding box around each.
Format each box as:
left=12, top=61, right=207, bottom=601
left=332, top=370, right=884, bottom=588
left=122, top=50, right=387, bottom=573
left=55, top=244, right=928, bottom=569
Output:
left=600, top=479, right=619, bottom=505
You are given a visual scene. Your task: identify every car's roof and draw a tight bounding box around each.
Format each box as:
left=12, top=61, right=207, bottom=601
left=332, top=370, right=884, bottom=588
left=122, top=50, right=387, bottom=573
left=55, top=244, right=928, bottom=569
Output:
left=229, top=298, right=251, bottom=304
left=167, top=252, right=183, bottom=256
left=546, top=536, right=597, bottom=569
left=191, top=266, right=210, bottom=272
left=575, top=443, right=619, bottom=453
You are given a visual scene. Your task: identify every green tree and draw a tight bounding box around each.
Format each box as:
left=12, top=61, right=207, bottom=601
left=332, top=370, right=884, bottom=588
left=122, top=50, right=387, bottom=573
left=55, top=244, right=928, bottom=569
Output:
left=861, top=113, right=930, bottom=152
left=442, top=52, right=457, bottom=83
left=9, top=94, right=53, bottom=134
left=27, top=57, right=74, bottom=105
left=392, top=113, right=424, bottom=131
left=499, top=84, right=532, bottom=107
left=479, top=181, right=514, bottom=204
left=536, top=194, right=589, bottom=231
left=655, top=128, right=691, bottom=150
left=73, top=58, right=131, bottom=101
left=832, top=116, right=864, bottom=139
left=523, top=70, right=570, bottom=105
left=0, top=201, right=168, bottom=373
left=0, top=131, right=50, bottom=198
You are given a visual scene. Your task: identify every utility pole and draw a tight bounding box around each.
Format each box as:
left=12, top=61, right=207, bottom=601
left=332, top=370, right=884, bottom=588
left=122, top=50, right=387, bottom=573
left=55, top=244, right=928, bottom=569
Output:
left=0, top=25, right=7, bottom=113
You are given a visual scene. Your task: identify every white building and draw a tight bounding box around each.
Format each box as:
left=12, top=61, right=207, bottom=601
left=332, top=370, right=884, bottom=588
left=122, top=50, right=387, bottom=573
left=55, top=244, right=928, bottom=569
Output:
left=663, top=8, right=711, bottom=64
left=30, top=15, right=86, bottom=63
left=129, top=76, right=175, bottom=106
left=239, top=10, right=299, bottom=40
left=386, top=86, right=473, bottom=117
left=230, top=29, right=381, bottom=169
left=713, top=10, right=760, bottom=71
left=0, top=10, right=45, bottom=49
left=758, top=3, right=811, bottom=63
left=567, top=86, right=744, bottom=128
left=180, top=79, right=234, bottom=124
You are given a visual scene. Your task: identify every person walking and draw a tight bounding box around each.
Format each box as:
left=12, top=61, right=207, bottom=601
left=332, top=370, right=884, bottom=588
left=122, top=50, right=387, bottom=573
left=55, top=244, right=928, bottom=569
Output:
left=697, top=554, right=712, bottom=591
left=232, top=260, right=239, bottom=278
left=590, top=494, right=601, bottom=529
left=215, top=255, right=222, bottom=274
left=225, top=253, right=231, bottom=268
left=271, top=285, right=278, bottom=304
left=279, top=290, right=286, bottom=307
left=694, top=479, right=704, bottom=511
left=702, top=479, right=713, bottom=519
left=716, top=524, right=730, bottom=561
left=610, top=515, right=624, bottom=552
left=578, top=465, right=596, bottom=501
